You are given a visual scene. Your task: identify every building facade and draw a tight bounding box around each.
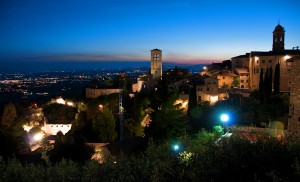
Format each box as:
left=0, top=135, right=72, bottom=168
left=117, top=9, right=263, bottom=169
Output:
left=287, top=56, right=300, bottom=137
left=231, top=24, right=300, bottom=92
left=86, top=88, right=121, bottom=98
left=150, top=49, right=162, bottom=79
left=196, top=76, right=227, bottom=105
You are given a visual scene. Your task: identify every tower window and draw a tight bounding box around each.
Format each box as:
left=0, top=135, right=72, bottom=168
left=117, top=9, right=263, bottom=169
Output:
left=280, top=36, right=283, bottom=42
left=274, top=37, right=277, bottom=42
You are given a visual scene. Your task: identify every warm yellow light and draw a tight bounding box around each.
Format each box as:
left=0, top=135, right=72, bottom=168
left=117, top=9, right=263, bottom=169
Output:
left=23, top=124, right=33, bottom=132
left=210, top=96, right=218, bottom=104
left=99, top=104, right=104, bottom=111
left=182, top=101, right=188, bottom=108
left=67, top=102, right=74, bottom=106
left=56, top=98, right=66, bottom=105
left=33, top=133, right=44, bottom=141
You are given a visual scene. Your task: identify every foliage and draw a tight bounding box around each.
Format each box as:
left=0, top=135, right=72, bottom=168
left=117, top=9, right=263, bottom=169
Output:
left=1, top=132, right=300, bottom=181
left=259, top=68, right=264, bottom=103
left=48, top=132, right=94, bottom=164
left=92, top=107, right=117, bottom=142
left=187, top=80, right=197, bottom=117
left=274, top=62, right=280, bottom=94
left=1, top=103, right=17, bottom=128
left=145, top=91, right=185, bottom=140
left=43, top=103, right=76, bottom=124
left=232, top=76, right=240, bottom=88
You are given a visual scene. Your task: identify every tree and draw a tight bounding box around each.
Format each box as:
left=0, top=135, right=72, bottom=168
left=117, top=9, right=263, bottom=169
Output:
left=93, top=107, right=116, bottom=142
left=74, top=111, right=88, bottom=130
left=1, top=103, right=17, bottom=128
left=263, top=68, right=271, bottom=100
left=187, top=80, right=197, bottom=117
left=232, top=76, right=240, bottom=88
left=274, top=62, right=280, bottom=94
left=48, top=132, right=94, bottom=163
left=145, top=91, right=185, bottom=140
left=259, top=68, right=264, bottom=103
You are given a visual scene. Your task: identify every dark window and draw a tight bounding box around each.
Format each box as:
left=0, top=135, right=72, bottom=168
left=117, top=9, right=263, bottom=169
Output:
left=269, top=60, right=272, bottom=63
left=207, top=87, right=209, bottom=91
left=262, top=60, right=265, bottom=63
left=223, top=77, right=225, bottom=79
left=198, top=96, right=201, bottom=101
left=241, top=80, right=244, bottom=83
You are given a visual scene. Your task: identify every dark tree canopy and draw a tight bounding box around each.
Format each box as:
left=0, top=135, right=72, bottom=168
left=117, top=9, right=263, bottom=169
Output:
left=274, top=62, right=280, bottom=94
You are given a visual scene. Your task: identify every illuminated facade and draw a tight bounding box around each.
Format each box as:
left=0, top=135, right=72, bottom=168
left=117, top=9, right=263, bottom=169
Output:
left=150, top=49, right=162, bottom=79
left=231, top=24, right=300, bottom=92
left=196, top=76, right=227, bottom=105
left=287, top=56, right=300, bottom=137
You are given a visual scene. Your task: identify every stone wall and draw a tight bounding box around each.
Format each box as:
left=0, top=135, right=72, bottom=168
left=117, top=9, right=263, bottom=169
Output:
left=287, top=56, right=300, bottom=137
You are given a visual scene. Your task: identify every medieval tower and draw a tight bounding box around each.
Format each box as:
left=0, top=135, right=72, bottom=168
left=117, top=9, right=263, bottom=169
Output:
left=150, top=49, right=162, bottom=79
left=272, top=24, right=285, bottom=52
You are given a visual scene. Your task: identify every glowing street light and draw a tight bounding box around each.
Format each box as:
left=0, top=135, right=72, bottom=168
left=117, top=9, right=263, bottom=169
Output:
left=173, top=144, right=180, bottom=151
left=220, top=113, right=229, bottom=123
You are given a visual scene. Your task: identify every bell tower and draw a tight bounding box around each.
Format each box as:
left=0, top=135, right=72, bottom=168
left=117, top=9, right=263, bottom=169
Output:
left=151, top=49, right=162, bottom=79
left=272, top=24, right=285, bottom=52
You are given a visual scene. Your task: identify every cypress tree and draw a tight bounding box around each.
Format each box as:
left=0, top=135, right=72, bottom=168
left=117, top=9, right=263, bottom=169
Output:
left=274, top=62, right=280, bottom=94
left=259, top=68, right=264, bottom=103
left=269, top=67, right=273, bottom=94
left=188, top=80, right=197, bottom=117
left=263, top=68, right=269, bottom=100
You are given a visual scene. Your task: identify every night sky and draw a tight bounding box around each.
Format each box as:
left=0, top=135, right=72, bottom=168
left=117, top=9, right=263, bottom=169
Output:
left=1, top=0, right=300, bottom=68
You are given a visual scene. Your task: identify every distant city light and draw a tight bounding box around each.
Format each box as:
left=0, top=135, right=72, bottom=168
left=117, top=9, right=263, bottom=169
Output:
left=203, top=66, right=207, bottom=70
left=220, top=113, right=229, bottom=123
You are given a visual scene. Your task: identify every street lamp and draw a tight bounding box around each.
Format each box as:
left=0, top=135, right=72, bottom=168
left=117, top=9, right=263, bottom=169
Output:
left=220, top=113, right=229, bottom=123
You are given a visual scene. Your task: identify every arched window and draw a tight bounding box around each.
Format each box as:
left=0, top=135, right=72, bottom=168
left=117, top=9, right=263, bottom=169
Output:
left=280, top=36, right=283, bottom=42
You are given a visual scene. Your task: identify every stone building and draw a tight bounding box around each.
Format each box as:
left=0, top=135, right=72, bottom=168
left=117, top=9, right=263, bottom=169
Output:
left=287, top=56, right=300, bottom=137
left=150, top=48, right=162, bottom=79
left=132, top=48, right=163, bottom=92
left=231, top=24, right=300, bottom=92
left=235, top=68, right=249, bottom=89
left=86, top=88, right=121, bottom=98
left=196, top=76, right=227, bottom=105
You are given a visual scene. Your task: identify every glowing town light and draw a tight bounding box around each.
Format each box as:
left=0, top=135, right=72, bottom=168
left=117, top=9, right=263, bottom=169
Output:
left=56, top=97, right=66, bottom=105
left=284, top=55, right=291, bottom=60
left=173, top=144, right=180, bottom=151
left=210, top=96, right=218, bottom=104
left=203, top=66, right=207, bottom=70
left=67, top=102, right=74, bottom=107
left=33, top=133, right=44, bottom=141
left=220, top=113, right=229, bottom=123
left=23, top=124, right=33, bottom=132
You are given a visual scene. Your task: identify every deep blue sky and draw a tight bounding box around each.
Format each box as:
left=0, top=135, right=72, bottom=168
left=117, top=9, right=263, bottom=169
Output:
left=1, top=0, right=300, bottom=66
